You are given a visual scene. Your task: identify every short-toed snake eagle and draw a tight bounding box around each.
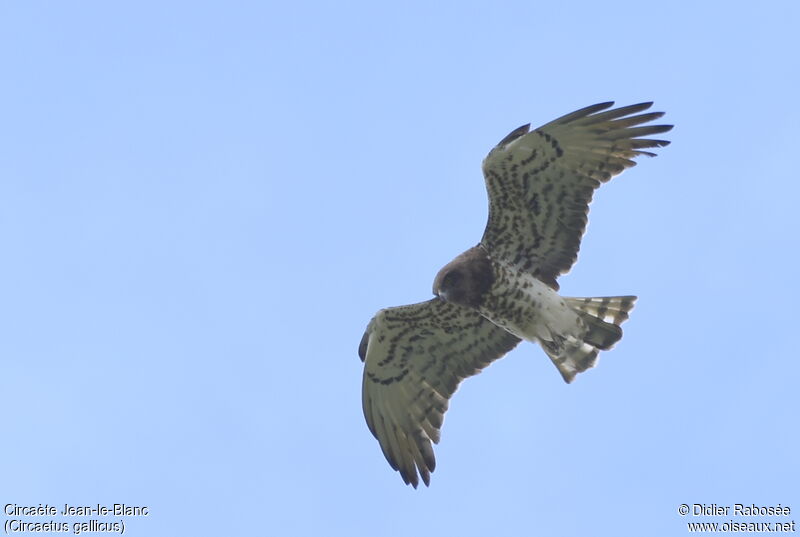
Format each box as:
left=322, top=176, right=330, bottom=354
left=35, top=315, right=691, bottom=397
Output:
left=359, top=102, right=672, bottom=487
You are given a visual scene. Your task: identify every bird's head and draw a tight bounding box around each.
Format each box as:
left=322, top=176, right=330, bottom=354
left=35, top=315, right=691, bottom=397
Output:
left=432, top=246, right=493, bottom=309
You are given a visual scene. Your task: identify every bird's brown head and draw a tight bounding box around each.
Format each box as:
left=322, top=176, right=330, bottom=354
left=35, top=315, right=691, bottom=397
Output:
left=432, top=246, right=494, bottom=309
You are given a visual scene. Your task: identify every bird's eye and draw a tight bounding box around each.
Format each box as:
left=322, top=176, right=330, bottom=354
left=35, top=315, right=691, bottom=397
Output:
left=445, top=270, right=463, bottom=286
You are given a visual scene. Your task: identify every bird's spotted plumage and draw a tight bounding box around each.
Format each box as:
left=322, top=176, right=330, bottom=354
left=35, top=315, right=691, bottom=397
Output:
left=481, top=102, right=670, bottom=289
left=359, top=299, right=520, bottom=487
left=360, top=102, right=672, bottom=487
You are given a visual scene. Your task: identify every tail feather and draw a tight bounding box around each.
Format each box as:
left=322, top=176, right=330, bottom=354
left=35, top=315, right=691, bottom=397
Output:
left=543, top=296, right=637, bottom=383
left=565, top=295, right=636, bottom=325
left=541, top=336, right=601, bottom=383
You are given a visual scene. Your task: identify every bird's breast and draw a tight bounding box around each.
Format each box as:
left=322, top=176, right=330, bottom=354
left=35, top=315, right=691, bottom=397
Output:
left=478, top=261, right=578, bottom=343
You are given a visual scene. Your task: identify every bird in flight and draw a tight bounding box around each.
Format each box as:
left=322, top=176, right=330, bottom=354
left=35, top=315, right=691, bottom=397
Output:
left=358, top=102, right=672, bottom=487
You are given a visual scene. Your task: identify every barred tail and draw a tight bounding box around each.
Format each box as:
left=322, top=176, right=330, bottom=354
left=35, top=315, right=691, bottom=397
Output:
left=543, top=296, right=637, bottom=383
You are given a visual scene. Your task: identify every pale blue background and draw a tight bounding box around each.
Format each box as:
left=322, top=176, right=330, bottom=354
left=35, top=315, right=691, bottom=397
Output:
left=1, top=2, right=798, bottom=535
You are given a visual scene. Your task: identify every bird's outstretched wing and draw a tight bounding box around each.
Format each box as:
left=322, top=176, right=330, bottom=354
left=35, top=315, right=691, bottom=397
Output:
left=480, top=102, right=672, bottom=289
left=359, top=298, right=520, bottom=487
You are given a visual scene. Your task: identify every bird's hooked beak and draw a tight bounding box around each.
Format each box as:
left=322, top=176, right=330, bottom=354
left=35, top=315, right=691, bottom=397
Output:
left=432, top=272, right=444, bottom=300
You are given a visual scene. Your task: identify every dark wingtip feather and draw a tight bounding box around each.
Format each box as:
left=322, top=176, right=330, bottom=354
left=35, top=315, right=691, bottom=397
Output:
left=358, top=330, right=369, bottom=362
left=401, top=469, right=418, bottom=488
left=631, top=137, right=671, bottom=148
left=590, top=102, right=655, bottom=121
left=552, top=101, right=615, bottom=124
left=422, top=447, right=436, bottom=472
left=496, top=123, right=530, bottom=147
left=585, top=101, right=616, bottom=112
left=421, top=471, right=431, bottom=487
left=645, top=124, right=674, bottom=135
left=634, top=139, right=672, bottom=158
left=610, top=124, right=673, bottom=141
left=626, top=101, right=655, bottom=111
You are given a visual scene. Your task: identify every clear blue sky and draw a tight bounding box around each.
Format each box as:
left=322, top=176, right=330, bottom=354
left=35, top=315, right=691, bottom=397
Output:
left=1, top=2, right=798, bottom=536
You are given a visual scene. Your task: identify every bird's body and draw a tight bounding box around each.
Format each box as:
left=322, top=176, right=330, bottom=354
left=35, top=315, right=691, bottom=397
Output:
left=480, top=253, right=573, bottom=343
left=433, top=244, right=636, bottom=383
left=359, top=102, right=672, bottom=487
left=483, top=256, right=584, bottom=347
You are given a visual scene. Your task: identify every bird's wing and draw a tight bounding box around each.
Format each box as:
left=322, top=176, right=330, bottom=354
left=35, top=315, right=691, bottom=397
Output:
left=480, top=102, right=672, bottom=289
left=359, top=298, right=520, bottom=487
